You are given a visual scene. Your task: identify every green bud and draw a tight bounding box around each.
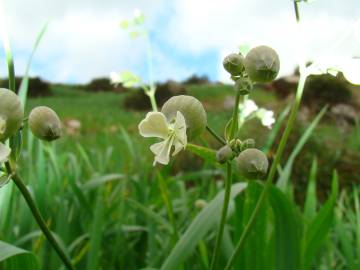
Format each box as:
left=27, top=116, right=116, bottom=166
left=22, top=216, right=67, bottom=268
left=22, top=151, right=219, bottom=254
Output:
left=194, top=199, right=207, bottom=209
left=240, top=138, right=255, bottom=152
left=29, top=106, right=62, bottom=141
left=244, top=45, right=280, bottom=83
left=234, top=77, right=253, bottom=95
left=223, top=53, right=245, bottom=76
left=216, top=145, right=234, bottom=164
left=161, top=95, right=207, bottom=140
left=235, top=148, right=268, bottom=179
left=0, top=88, right=24, bottom=141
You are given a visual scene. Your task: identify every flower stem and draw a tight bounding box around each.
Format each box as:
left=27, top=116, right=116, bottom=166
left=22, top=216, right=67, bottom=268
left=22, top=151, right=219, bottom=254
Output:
left=147, top=90, right=158, bottom=112
left=210, top=89, right=242, bottom=270
left=206, top=126, right=226, bottom=145
left=224, top=71, right=308, bottom=270
left=229, top=90, right=242, bottom=140
left=209, top=162, right=232, bottom=270
left=5, top=162, right=75, bottom=270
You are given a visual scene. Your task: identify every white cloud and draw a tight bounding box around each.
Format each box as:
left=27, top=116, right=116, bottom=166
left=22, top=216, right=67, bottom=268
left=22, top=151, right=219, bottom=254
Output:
left=0, top=0, right=168, bottom=83
left=163, top=0, right=360, bottom=82
left=0, top=0, right=359, bottom=83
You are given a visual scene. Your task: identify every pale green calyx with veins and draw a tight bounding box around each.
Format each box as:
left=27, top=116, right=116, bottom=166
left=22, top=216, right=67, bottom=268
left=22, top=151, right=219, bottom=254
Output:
left=139, top=111, right=187, bottom=166
left=0, top=119, right=10, bottom=163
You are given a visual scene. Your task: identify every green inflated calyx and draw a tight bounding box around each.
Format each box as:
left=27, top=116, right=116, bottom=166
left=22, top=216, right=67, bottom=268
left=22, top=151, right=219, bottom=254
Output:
left=0, top=88, right=24, bottom=141
left=29, top=106, right=62, bottom=142
left=235, top=148, right=268, bottom=179
left=223, top=53, right=245, bottom=76
left=161, top=95, right=207, bottom=140
left=244, top=45, right=280, bottom=83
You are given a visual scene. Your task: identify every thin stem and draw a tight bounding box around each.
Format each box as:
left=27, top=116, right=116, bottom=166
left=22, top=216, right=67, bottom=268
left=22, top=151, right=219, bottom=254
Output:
left=294, top=1, right=300, bottom=22
left=229, top=90, right=242, bottom=140
left=5, top=162, right=75, bottom=270
left=206, top=126, right=226, bottom=145
left=224, top=71, right=308, bottom=270
left=147, top=90, right=158, bottom=112
left=209, top=162, right=232, bottom=270
left=210, top=87, right=242, bottom=269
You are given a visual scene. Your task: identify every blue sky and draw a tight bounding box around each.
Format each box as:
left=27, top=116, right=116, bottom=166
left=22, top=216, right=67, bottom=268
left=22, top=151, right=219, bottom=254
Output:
left=0, top=0, right=359, bottom=84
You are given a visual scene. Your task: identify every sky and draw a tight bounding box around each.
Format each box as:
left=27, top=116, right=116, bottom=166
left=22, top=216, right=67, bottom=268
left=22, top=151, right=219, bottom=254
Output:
left=0, top=0, right=359, bottom=84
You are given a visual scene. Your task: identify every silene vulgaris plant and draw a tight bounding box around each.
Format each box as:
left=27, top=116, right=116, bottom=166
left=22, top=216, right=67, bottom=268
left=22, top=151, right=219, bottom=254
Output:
left=1, top=1, right=360, bottom=269
left=0, top=89, right=73, bottom=268
left=136, top=44, right=281, bottom=270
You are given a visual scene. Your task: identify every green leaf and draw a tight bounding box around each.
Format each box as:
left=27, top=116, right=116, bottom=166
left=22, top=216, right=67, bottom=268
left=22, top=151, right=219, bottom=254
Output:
left=269, top=186, right=302, bottom=270
left=0, top=241, right=40, bottom=270
left=303, top=171, right=338, bottom=270
left=186, top=143, right=217, bottom=163
left=277, top=106, right=327, bottom=191
left=118, top=71, right=141, bottom=88
left=303, top=157, right=318, bottom=221
left=82, top=174, right=125, bottom=191
left=86, top=194, right=104, bottom=270
left=160, top=183, right=247, bottom=270
left=262, top=105, right=291, bottom=154
left=18, top=22, right=48, bottom=109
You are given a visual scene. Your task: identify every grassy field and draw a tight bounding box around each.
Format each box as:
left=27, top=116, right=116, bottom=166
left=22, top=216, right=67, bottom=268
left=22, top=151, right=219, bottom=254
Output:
left=1, top=83, right=359, bottom=270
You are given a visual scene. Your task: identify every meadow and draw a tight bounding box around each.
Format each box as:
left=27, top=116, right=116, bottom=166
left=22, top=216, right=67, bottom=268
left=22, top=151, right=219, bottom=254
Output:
left=0, top=81, right=359, bottom=270
left=1, top=1, right=360, bottom=269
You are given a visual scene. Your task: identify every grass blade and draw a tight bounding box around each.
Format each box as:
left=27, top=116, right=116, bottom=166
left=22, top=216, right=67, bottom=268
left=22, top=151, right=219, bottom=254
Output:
left=161, top=183, right=247, bottom=270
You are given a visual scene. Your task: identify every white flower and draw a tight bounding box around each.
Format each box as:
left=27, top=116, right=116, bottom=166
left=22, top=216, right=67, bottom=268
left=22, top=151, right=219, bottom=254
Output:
left=139, top=111, right=187, bottom=166
left=257, top=109, right=275, bottom=129
left=240, top=99, right=258, bottom=118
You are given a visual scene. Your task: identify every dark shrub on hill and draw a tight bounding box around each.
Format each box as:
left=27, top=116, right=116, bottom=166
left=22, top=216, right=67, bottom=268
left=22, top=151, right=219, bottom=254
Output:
left=0, top=77, right=51, bottom=97
left=302, top=74, right=352, bottom=110
left=124, top=80, right=187, bottom=110
left=84, top=77, right=127, bottom=93
left=182, top=74, right=210, bottom=85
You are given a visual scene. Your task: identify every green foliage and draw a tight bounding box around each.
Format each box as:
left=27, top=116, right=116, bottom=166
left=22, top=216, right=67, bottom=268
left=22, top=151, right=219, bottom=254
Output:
left=0, top=240, right=40, bottom=270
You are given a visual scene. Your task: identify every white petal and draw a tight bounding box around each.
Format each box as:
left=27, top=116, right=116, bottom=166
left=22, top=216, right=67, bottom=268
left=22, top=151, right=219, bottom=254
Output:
left=174, top=111, right=187, bottom=143
left=150, top=136, right=174, bottom=166
left=0, top=142, right=11, bottom=163
left=241, top=100, right=258, bottom=118
left=172, top=140, right=186, bottom=156
left=139, top=112, right=169, bottom=139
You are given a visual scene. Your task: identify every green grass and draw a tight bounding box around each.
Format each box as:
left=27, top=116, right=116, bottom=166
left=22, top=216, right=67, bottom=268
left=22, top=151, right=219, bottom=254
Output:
left=0, top=83, right=359, bottom=270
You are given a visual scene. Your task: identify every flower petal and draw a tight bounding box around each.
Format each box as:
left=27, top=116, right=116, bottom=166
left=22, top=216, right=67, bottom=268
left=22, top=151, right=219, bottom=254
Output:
left=173, top=111, right=187, bottom=144
left=139, top=112, right=169, bottom=139
left=0, top=142, right=11, bottom=163
left=150, top=136, right=175, bottom=165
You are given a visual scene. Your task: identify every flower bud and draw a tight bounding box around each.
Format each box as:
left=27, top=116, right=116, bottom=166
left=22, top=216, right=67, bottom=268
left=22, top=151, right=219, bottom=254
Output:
left=29, top=106, right=62, bottom=141
left=235, top=148, right=268, bottom=179
left=0, top=88, right=24, bottom=141
left=194, top=199, right=207, bottom=209
left=234, top=77, right=253, bottom=95
left=161, top=95, right=207, bottom=140
left=244, top=45, right=280, bottom=83
left=223, top=53, right=245, bottom=76
left=240, top=138, right=255, bottom=152
left=216, top=145, right=234, bottom=164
